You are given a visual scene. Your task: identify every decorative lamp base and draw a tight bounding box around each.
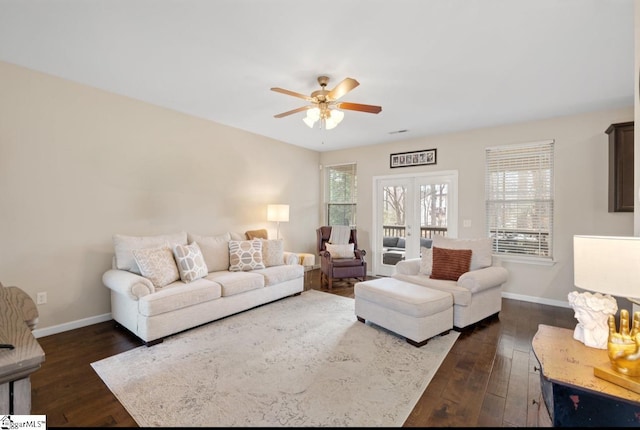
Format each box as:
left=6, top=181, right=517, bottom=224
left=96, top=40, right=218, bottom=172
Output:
left=594, top=365, right=640, bottom=394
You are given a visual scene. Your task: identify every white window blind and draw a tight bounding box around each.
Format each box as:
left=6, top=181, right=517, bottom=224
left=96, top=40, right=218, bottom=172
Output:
left=326, top=163, right=357, bottom=226
left=485, top=140, right=554, bottom=259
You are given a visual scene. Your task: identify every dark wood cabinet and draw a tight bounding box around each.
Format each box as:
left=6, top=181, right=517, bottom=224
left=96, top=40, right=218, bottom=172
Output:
left=605, top=121, right=634, bottom=212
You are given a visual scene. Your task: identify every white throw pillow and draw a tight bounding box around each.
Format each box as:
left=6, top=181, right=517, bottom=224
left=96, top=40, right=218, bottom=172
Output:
left=187, top=232, right=231, bottom=272
left=260, top=239, right=284, bottom=267
left=132, top=245, right=180, bottom=288
left=173, top=242, right=208, bottom=282
left=419, top=246, right=433, bottom=275
left=431, top=236, right=493, bottom=271
left=114, top=232, right=187, bottom=274
left=229, top=240, right=265, bottom=271
left=325, top=243, right=355, bottom=259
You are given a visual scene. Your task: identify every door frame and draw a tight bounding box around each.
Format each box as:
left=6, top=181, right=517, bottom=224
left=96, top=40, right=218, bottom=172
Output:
left=372, top=170, right=459, bottom=276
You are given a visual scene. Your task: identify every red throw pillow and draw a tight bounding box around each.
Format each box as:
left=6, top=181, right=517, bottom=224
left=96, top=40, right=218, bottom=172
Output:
left=429, top=246, right=473, bottom=281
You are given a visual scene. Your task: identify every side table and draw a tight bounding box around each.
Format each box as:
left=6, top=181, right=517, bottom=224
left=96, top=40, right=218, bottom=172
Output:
left=532, top=324, right=640, bottom=427
left=0, top=285, right=45, bottom=415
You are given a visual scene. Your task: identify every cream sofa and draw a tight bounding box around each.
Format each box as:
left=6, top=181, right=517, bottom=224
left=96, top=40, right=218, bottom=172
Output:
left=102, top=231, right=304, bottom=345
left=391, top=236, right=508, bottom=330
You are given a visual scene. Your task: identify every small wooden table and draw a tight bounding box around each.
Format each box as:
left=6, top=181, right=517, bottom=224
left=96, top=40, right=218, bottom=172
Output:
left=532, top=324, right=640, bottom=427
left=0, top=286, right=45, bottom=415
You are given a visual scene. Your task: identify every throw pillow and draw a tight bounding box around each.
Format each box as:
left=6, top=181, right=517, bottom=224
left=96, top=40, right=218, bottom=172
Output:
left=430, top=246, right=473, bottom=281
left=173, top=242, right=208, bottom=283
left=229, top=239, right=265, bottom=271
left=113, top=232, right=187, bottom=274
left=419, top=246, right=433, bottom=275
left=260, top=239, right=284, bottom=267
left=187, top=232, right=231, bottom=272
left=431, top=236, right=492, bottom=271
left=325, top=243, right=355, bottom=259
left=245, top=229, right=269, bottom=240
left=132, top=245, right=180, bottom=288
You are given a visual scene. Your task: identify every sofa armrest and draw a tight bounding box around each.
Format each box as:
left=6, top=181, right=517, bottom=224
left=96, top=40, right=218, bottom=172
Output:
left=457, top=265, right=508, bottom=293
left=394, top=258, right=421, bottom=275
left=102, top=269, right=155, bottom=300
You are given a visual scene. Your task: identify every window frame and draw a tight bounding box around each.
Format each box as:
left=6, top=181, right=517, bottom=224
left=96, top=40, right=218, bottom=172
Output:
left=485, top=140, right=555, bottom=263
left=324, top=162, right=357, bottom=227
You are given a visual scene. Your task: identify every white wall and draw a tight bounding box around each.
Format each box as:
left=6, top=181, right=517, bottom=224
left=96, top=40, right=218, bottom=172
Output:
left=320, top=107, right=634, bottom=307
left=0, top=61, right=321, bottom=335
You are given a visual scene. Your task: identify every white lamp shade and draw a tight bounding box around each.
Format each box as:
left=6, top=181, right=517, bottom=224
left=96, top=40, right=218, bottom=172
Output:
left=573, top=235, right=640, bottom=300
left=267, top=204, right=289, bottom=222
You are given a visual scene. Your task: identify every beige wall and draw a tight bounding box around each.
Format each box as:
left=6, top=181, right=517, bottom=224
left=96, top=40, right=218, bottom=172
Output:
left=320, top=107, right=634, bottom=306
left=1, top=57, right=636, bottom=336
left=0, top=61, right=320, bottom=335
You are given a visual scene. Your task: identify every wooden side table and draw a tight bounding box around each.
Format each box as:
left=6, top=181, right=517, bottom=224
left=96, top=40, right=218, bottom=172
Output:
left=0, top=285, right=45, bottom=415
left=532, top=324, right=640, bottom=427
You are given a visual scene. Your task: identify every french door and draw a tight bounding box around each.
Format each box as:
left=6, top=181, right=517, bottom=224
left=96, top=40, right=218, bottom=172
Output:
left=372, top=171, right=458, bottom=276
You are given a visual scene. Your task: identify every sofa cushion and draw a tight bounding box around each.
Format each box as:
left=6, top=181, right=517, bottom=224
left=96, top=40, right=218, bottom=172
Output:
left=188, top=232, right=231, bottom=272
left=137, top=277, right=222, bottom=317
left=173, top=242, right=208, bottom=283
left=396, top=237, right=406, bottom=248
left=253, top=264, right=304, bottom=286
left=260, top=239, right=284, bottom=267
left=383, top=237, right=399, bottom=248
left=325, top=243, right=354, bottom=259
left=229, top=240, right=265, bottom=271
left=432, top=236, right=492, bottom=271
left=114, top=232, right=187, bottom=274
left=132, top=245, right=180, bottom=288
left=205, top=271, right=265, bottom=296
left=430, top=247, right=472, bottom=281
left=391, top=273, right=472, bottom=306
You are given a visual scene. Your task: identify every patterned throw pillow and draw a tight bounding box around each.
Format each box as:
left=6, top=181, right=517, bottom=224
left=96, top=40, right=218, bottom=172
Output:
left=173, top=242, right=208, bottom=282
left=419, top=246, right=433, bottom=275
left=132, top=245, right=180, bottom=288
left=229, top=240, right=265, bottom=271
left=429, top=246, right=473, bottom=281
left=325, top=243, right=355, bottom=259
left=260, top=239, right=284, bottom=267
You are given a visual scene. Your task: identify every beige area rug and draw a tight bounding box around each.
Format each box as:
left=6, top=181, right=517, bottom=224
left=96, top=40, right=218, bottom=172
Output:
left=91, top=290, right=458, bottom=427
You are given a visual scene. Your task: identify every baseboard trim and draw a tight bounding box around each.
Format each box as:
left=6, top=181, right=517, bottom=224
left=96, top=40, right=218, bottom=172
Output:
left=32, top=313, right=112, bottom=339
left=501, top=292, right=570, bottom=309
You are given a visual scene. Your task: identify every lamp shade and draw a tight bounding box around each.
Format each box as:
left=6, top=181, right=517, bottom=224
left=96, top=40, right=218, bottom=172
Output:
left=573, top=235, right=640, bottom=300
left=267, top=204, right=289, bottom=222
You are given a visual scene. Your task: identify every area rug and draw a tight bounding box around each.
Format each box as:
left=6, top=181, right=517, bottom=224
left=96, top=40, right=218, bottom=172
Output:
left=91, top=290, right=458, bottom=427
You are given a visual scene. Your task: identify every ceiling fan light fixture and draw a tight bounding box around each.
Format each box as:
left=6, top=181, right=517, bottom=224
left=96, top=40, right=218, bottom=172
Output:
left=303, top=107, right=321, bottom=128
left=324, top=109, right=344, bottom=130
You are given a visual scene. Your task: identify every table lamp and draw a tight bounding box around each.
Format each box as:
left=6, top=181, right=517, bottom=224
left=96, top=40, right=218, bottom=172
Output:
left=573, top=235, right=640, bottom=393
left=267, top=204, right=289, bottom=240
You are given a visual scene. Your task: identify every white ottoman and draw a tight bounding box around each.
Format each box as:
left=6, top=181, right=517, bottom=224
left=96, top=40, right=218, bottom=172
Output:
left=354, top=278, right=453, bottom=347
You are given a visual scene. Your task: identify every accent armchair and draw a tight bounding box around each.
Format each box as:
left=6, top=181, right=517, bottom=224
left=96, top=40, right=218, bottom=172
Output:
left=316, top=226, right=367, bottom=289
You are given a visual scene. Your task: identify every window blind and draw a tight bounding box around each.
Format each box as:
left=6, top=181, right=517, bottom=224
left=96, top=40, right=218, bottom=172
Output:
left=485, top=140, right=554, bottom=259
left=326, top=163, right=357, bottom=226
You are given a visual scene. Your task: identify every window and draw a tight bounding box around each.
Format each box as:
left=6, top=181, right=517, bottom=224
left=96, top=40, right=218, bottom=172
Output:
left=485, top=140, right=554, bottom=260
left=326, top=163, right=357, bottom=226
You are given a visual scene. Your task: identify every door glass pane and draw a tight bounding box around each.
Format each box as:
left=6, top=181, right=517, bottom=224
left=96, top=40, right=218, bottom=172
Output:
left=419, top=183, right=448, bottom=242
left=381, top=185, right=406, bottom=266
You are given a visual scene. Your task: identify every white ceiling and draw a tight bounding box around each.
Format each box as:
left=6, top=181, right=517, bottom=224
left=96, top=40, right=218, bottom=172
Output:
left=0, top=0, right=634, bottom=152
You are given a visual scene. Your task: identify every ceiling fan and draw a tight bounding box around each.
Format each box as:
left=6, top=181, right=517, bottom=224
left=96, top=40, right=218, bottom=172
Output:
left=271, top=76, right=382, bottom=129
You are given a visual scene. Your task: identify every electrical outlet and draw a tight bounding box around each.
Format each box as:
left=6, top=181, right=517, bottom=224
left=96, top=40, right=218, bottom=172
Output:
left=463, top=219, right=472, bottom=228
left=36, top=292, right=47, bottom=305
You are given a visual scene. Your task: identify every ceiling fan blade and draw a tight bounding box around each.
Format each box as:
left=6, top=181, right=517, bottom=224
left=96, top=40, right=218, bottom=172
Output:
left=327, top=78, right=359, bottom=101
left=271, top=87, right=313, bottom=101
left=336, top=102, right=382, bottom=114
left=274, top=105, right=312, bottom=118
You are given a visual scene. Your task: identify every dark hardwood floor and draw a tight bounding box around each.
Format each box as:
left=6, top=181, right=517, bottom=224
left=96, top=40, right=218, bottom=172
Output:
left=30, top=269, right=576, bottom=427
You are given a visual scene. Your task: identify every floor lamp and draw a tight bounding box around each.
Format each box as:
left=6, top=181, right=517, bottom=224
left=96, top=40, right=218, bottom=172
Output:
left=267, top=204, right=289, bottom=240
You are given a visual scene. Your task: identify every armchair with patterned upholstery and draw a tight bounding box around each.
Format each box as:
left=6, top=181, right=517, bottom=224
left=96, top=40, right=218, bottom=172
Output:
left=316, top=226, right=367, bottom=289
